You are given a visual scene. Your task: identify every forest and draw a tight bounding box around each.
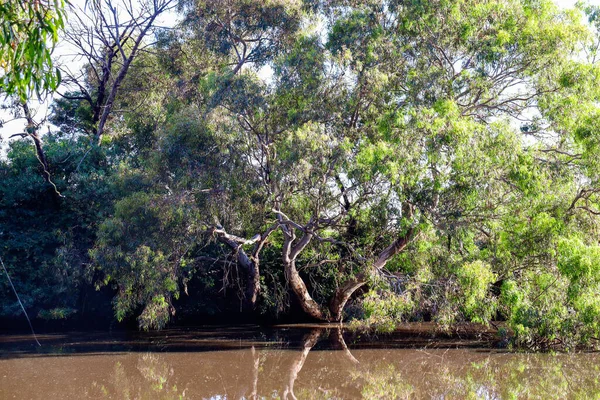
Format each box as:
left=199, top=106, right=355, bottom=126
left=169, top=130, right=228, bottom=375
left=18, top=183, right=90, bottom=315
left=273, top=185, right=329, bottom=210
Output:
left=2, top=0, right=600, bottom=350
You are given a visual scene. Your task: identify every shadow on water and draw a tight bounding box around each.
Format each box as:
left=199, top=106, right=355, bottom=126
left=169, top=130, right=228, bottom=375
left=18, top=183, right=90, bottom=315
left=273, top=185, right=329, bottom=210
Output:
left=0, top=322, right=498, bottom=359
left=2, top=325, right=600, bottom=399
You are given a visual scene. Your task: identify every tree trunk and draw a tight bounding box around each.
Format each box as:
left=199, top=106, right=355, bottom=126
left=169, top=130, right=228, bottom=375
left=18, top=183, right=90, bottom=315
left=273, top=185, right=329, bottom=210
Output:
left=217, top=236, right=260, bottom=309
left=236, top=248, right=260, bottom=307
left=281, top=227, right=328, bottom=321
left=285, top=259, right=328, bottom=321
left=275, top=211, right=412, bottom=322
left=95, top=57, right=131, bottom=141
left=214, top=225, right=276, bottom=309
left=329, top=276, right=367, bottom=322
left=329, top=228, right=414, bottom=321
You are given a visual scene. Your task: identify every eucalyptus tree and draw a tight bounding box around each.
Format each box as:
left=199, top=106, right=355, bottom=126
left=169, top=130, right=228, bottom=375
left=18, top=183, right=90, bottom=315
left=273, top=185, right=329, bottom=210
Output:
left=305, top=0, right=589, bottom=322
left=207, top=0, right=591, bottom=324
left=90, top=0, right=600, bottom=345
left=1, top=0, right=67, bottom=198
left=181, top=0, right=304, bottom=75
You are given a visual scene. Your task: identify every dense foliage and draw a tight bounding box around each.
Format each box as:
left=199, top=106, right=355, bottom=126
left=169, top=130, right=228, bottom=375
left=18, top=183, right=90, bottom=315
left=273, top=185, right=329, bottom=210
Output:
left=2, top=0, right=600, bottom=349
left=0, top=0, right=65, bottom=100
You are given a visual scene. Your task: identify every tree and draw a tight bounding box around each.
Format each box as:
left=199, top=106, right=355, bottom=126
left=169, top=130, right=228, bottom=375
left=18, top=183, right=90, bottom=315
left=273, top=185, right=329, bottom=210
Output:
left=86, top=0, right=600, bottom=340
left=1, top=0, right=67, bottom=198
left=5, top=0, right=600, bottom=348
left=182, top=0, right=589, bottom=326
left=59, top=0, right=177, bottom=141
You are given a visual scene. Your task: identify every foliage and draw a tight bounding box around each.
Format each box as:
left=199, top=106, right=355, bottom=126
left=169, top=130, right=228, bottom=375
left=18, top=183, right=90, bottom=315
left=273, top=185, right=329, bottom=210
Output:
left=91, top=192, right=201, bottom=330
left=455, top=261, right=497, bottom=324
left=2, top=0, right=600, bottom=348
left=349, top=289, right=416, bottom=333
left=0, top=0, right=65, bottom=100
left=0, top=132, right=114, bottom=319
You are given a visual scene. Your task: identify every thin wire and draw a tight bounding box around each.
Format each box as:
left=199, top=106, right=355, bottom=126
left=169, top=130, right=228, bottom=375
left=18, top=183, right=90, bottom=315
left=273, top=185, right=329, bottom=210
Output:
left=0, top=256, right=41, bottom=346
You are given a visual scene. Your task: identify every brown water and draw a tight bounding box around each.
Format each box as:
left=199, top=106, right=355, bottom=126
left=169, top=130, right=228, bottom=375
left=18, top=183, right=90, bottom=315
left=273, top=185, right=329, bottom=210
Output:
left=1, top=325, right=599, bottom=399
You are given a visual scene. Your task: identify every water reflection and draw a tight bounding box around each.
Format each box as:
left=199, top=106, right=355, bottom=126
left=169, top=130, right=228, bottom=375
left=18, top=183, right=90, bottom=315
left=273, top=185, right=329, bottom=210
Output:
left=2, top=326, right=600, bottom=399
left=87, top=353, right=188, bottom=399
left=283, top=329, right=322, bottom=400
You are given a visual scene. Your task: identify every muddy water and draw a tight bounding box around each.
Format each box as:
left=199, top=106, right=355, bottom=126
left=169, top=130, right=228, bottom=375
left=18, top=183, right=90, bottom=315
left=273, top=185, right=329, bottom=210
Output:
left=1, top=325, right=599, bottom=399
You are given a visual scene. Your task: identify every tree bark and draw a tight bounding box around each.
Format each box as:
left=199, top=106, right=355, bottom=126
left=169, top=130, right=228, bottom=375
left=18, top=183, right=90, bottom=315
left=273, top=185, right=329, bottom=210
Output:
left=216, top=233, right=260, bottom=308
left=285, top=259, right=328, bottom=321
left=329, top=276, right=367, bottom=322
left=95, top=54, right=133, bottom=141
left=234, top=246, right=261, bottom=306
left=282, top=228, right=328, bottom=321
left=91, top=47, right=116, bottom=131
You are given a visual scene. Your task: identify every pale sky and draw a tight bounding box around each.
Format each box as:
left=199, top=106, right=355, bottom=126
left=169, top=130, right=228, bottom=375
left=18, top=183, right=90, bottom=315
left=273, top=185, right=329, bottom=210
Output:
left=0, top=0, right=599, bottom=154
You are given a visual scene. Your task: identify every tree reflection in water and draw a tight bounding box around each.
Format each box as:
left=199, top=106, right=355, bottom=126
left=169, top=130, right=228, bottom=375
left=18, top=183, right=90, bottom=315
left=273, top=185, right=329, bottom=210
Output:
left=87, top=353, right=188, bottom=399
left=100, top=328, right=600, bottom=399
left=3, top=327, right=600, bottom=399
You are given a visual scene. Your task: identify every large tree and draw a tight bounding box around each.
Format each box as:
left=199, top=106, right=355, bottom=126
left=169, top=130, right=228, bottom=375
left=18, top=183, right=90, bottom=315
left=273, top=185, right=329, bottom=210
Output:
left=5, top=0, right=600, bottom=347
left=90, top=0, right=600, bottom=335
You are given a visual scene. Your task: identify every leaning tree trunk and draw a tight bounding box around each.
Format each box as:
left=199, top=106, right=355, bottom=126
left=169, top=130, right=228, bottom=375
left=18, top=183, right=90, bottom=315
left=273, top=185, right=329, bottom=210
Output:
left=329, top=276, right=367, bottom=322
left=329, top=228, right=414, bottom=322
left=216, top=235, right=259, bottom=309
left=236, top=249, right=261, bottom=307
left=213, top=224, right=277, bottom=309
left=276, top=207, right=414, bottom=322
left=285, top=258, right=328, bottom=321
left=281, top=228, right=328, bottom=320
left=214, top=230, right=259, bottom=309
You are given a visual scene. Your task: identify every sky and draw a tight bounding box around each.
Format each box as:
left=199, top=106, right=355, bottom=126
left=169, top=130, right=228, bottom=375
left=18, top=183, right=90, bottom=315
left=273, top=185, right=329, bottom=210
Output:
left=557, top=0, right=577, bottom=6
left=0, top=0, right=599, bottom=154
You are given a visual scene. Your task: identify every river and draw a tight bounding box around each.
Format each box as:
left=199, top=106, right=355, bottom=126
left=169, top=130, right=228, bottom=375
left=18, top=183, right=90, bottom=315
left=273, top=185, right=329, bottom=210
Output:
left=1, top=324, right=599, bottom=399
